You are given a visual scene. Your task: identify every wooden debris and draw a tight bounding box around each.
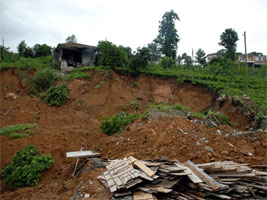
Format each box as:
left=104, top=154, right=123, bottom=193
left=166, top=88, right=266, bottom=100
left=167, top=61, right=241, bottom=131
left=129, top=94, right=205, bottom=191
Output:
left=98, top=158, right=267, bottom=199
left=66, top=150, right=100, bottom=158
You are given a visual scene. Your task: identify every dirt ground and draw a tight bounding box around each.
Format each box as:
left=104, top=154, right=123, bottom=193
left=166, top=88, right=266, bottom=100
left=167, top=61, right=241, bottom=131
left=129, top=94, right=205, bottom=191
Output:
left=0, top=68, right=266, bottom=199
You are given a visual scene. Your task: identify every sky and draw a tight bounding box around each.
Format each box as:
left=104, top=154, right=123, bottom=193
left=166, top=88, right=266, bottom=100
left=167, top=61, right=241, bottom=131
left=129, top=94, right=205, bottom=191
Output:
left=1, top=0, right=267, bottom=56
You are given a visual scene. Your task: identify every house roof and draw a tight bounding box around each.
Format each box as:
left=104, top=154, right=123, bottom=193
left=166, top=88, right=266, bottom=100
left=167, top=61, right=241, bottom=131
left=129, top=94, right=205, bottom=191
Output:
left=55, top=42, right=98, bottom=51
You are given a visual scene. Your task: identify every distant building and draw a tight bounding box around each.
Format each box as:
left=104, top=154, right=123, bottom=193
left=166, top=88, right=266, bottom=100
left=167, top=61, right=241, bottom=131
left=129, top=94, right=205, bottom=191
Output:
left=206, top=52, right=267, bottom=67
left=53, top=42, right=98, bottom=72
left=238, top=53, right=267, bottom=67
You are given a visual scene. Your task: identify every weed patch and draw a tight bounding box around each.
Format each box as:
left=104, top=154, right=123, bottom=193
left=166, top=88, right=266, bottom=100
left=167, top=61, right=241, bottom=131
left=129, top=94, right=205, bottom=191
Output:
left=45, top=84, right=69, bottom=106
left=100, top=112, right=140, bottom=135
left=0, top=123, right=36, bottom=138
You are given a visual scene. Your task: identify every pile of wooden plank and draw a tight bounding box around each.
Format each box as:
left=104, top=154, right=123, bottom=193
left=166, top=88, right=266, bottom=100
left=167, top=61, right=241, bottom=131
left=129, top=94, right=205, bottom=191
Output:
left=98, top=157, right=267, bottom=199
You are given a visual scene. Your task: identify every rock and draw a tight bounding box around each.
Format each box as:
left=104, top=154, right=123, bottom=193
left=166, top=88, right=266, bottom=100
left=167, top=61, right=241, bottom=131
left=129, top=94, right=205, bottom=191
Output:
left=84, top=194, right=90, bottom=198
left=216, top=130, right=222, bottom=135
left=5, top=93, right=17, bottom=100
left=204, top=146, right=213, bottom=153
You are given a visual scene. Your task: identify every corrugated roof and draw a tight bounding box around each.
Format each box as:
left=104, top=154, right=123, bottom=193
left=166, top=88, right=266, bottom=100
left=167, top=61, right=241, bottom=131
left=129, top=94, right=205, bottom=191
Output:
left=55, top=42, right=97, bottom=51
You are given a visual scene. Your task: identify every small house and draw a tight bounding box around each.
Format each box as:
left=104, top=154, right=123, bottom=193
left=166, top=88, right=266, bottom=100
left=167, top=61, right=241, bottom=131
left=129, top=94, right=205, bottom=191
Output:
left=53, top=42, right=98, bottom=72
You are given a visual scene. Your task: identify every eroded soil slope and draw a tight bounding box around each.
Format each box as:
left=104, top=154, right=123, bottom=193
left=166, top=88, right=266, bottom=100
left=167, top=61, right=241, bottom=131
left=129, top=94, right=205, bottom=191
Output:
left=0, top=68, right=266, bottom=199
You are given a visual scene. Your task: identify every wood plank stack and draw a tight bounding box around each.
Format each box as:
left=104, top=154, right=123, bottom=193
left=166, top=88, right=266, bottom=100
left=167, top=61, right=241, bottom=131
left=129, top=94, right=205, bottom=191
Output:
left=98, top=157, right=267, bottom=199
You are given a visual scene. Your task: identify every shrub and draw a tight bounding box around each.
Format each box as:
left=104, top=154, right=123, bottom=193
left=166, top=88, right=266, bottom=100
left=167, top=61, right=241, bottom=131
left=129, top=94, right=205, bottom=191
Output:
left=100, top=112, right=140, bottom=135
left=45, top=84, right=69, bottom=106
left=33, top=70, right=57, bottom=92
left=1, top=146, right=54, bottom=190
left=160, top=57, right=175, bottom=68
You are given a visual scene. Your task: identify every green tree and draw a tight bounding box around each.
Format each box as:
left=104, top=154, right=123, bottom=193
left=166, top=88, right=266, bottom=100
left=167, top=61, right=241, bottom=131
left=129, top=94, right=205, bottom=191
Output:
left=33, top=44, right=52, bottom=57
left=96, top=40, right=129, bottom=68
left=177, top=55, right=182, bottom=65
left=155, top=10, right=180, bottom=59
left=195, top=48, right=206, bottom=66
left=24, top=47, right=34, bottom=58
left=66, top=34, right=77, bottom=43
left=17, top=40, right=27, bottom=57
left=130, top=47, right=151, bottom=71
left=147, top=41, right=161, bottom=62
left=182, top=53, right=192, bottom=67
left=219, top=28, right=239, bottom=60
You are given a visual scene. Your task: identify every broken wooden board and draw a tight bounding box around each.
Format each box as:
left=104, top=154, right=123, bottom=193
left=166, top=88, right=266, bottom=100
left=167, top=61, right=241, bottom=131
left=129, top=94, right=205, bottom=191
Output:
left=184, top=160, right=228, bottom=191
left=66, top=150, right=100, bottom=158
left=129, top=156, right=156, bottom=177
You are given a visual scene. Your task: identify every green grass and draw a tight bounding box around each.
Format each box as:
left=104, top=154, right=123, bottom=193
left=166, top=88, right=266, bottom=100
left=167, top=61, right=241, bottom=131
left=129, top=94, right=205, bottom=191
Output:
left=65, top=70, right=91, bottom=81
left=0, top=56, right=54, bottom=72
left=0, top=123, right=36, bottom=138
left=147, top=103, right=190, bottom=111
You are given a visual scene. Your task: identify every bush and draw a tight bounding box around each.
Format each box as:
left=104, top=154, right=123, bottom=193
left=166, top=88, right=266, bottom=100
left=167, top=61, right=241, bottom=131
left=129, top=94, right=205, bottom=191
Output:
left=100, top=112, right=140, bottom=135
left=160, top=57, right=175, bottom=68
left=45, top=84, right=69, bottom=106
left=1, top=146, right=54, bottom=190
left=33, top=70, right=57, bottom=92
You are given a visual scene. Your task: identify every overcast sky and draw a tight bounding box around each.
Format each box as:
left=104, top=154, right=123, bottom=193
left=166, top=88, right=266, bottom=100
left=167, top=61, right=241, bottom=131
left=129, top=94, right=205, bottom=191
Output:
left=1, top=0, right=267, bottom=56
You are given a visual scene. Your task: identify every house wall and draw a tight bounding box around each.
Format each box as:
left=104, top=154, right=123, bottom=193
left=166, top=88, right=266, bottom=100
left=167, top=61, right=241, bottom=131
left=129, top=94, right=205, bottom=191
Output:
left=82, top=49, right=97, bottom=65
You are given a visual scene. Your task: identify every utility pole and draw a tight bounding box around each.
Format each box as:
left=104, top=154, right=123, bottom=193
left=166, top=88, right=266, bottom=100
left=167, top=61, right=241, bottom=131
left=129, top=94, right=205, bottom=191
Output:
left=1, top=39, right=4, bottom=62
left=244, top=32, right=248, bottom=96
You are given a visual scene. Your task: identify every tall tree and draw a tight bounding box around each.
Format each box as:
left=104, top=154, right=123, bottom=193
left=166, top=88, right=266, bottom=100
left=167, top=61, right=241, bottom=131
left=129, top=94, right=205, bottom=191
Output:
left=218, top=28, right=239, bottom=60
left=66, top=34, right=77, bottom=43
left=33, top=44, right=52, bottom=57
left=17, top=40, right=27, bottom=56
left=155, top=10, right=180, bottom=59
left=195, top=48, right=206, bottom=66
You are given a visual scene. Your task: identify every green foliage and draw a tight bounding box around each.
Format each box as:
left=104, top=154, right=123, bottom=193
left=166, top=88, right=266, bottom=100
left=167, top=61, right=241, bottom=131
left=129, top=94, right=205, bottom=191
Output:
left=0, top=56, right=53, bottom=72
left=207, top=112, right=231, bottom=125
left=32, top=70, right=57, bottom=92
left=130, top=101, right=139, bottom=108
left=97, top=40, right=130, bottom=68
left=139, top=64, right=267, bottom=109
left=147, top=42, right=161, bottom=62
left=148, top=103, right=190, bottom=111
left=33, top=44, right=52, bottom=57
left=160, top=57, right=175, bottom=68
left=219, top=28, right=239, bottom=60
left=155, top=10, right=180, bottom=59
left=0, top=123, right=36, bottom=138
left=195, top=49, right=206, bottom=66
left=0, top=45, right=20, bottom=63
left=129, top=47, right=151, bottom=71
left=100, top=112, right=140, bottom=135
left=1, top=146, right=54, bottom=190
left=66, top=34, right=77, bottom=43
left=45, top=84, right=69, bottom=106
left=17, top=40, right=27, bottom=57
left=255, top=111, right=264, bottom=128
left=65, top=68, right=91, bottom=81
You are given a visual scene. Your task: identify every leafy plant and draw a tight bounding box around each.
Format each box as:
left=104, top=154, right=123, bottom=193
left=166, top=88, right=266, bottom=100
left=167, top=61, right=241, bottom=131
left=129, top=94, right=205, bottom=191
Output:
left=160, top=57, right=175, bottom=68
left=100, top=112, right=140, bottom=135
left=0, top=123, right=36, bottom=138
left=130, top=101, right=139, bottom=108
left=45, top=84, right=69, bottom=106
left=255, top=111, right=264, bottom=128
left=1, top=146, right=54, bottom=190
left=32, top=70, right=57, bottom=92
